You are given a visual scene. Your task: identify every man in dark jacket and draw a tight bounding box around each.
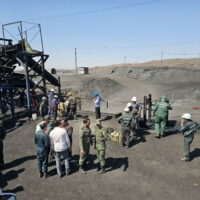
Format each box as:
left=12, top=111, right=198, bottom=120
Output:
left=0, top=118, right=6, bottom=169
left=117, top=107, right=135, bottom=148
left=35, top=123, right=50, bottom=178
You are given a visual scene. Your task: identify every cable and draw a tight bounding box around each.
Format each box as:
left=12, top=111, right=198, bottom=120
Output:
left=24, top=0, right=165, bottom=21
left=29, top=30, right=40, bottom=44
left=4, top=28, right=18, bottom=41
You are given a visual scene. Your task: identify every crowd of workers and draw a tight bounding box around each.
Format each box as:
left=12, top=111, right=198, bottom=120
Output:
left=34, top=117, right=107, bottom=177
left=0, top=91, right=200, bottom=178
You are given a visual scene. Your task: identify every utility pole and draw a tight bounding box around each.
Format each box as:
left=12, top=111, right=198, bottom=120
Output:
left=161, top=51, right=164, bottom=66
left=124, top=56, right=127, bottom=64
left=75, top=48, right=78, bottom=74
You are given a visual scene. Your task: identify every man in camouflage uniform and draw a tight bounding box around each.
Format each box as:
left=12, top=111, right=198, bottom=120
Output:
left=79, top=118, right=93, bottom=174
left=117, top=107, right=135, bottom=148
left=180, top=113, right=200, bottom=162
left=0, top=118, right=6, bottom=168
left=154, top=96, right=172, bottom=138
left=67, top=92, right=77, bottom=120
left=94, top=120, right=108, bottom=174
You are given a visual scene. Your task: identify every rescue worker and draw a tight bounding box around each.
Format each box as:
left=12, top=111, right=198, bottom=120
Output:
left=0, top=118, right=6, bottom=169
left=126, top=103, right=133, bottom=113
left=39, top=96, right=48, bottom=119
left=126, top=102, right=136, bottom=137
left=35, top=123, right=50, bottom=178
left=117, top=107, right=135, bottom=148
left=79, top=118, right=93, bottom=174
left=67, top=92, right=77, bottom=120
left=94, top=120, right=108, bottom=174
left=93, top=92, right=101, bottom=119
left=51, top=95, right=58, bottom=121
left=180, top=113, right=200, bottom=162
left=153, top=96, right=172, bottom=138
left=48, top=89, right=54, bottom=117
left=131, top=96, right=142, bottom=132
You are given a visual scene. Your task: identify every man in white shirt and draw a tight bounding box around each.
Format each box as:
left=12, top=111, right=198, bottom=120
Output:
left=50, top=119, right=71, bottom=177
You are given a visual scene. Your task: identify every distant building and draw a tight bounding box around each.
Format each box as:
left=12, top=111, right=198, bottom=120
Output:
left=78, top=67, right=89, bottom=74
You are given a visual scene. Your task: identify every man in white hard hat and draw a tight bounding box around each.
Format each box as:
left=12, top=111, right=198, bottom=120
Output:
left=117, top=107, right=135, bottom=148
left=39, top=96, right=48, bottom=119
left=131, top=96, right=142, bottom=134
left=48, top=89, right=55, bottom=118
left=126, top=103, right=133, bottom=112
left=180, top=113, right=200, bottom=162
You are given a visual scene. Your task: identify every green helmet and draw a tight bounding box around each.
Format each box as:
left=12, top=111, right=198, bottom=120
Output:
left=161, top=96, right=167, bottom=100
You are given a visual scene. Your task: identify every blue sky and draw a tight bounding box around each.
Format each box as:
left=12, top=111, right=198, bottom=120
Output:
left=1, top=0, right=200, bottom=69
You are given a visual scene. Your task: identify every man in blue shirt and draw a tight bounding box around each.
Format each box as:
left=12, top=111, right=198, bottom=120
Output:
left=35, top=123, right=50, bottom=178
left=93, top=92, right=101, bottom=119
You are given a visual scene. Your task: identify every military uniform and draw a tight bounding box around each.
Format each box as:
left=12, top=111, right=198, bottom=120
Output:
left=117, top=113, right=135, bottom=148
left=95, top=126, right=108, bottom=171
left=154, top=101, right=172, bottom=137
left=68, top=96, right=77, bottom=119
left=79, top=125, right=92, bottom=167
left=0, top=120, right=6, bottom=166
left=35, top=130, right=50, bottom=175
left=181, top=120, right=199, bottom=161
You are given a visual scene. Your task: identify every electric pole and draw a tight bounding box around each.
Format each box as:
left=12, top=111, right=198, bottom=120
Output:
left=161, top=51, right=164, bottom=66
left=124, top=56, right=127, bottom=64
left=75, top=48, right=78, bottom=74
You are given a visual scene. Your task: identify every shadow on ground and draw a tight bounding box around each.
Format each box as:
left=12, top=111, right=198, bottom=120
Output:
left=0, top=169, right=25, bottom=193
left=3, top=155, right=36, bottom=170
left=106, top=157, right=129, bottom=172
left=191, top=148, right=200, bottom=161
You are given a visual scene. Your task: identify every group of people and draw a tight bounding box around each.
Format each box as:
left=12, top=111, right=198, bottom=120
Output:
left=39, top=89, right=102, bottom=122
left=118, top=95, right=200, bottom=162
left=34, top=116, right=108, bottom=178
left=39, top=89, right=79, bottom=121
left=117, top=96, right=142, bottom=148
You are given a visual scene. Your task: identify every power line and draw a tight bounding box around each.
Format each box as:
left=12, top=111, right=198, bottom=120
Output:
left=64, top=40, right=200, bottom=50
left=22, top=0, right=165, bottom=21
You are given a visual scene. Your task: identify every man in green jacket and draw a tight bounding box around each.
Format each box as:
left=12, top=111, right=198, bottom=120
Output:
left=0, top=118, right=6, bottom=169
left=35, top=123, right=50, bottom=178
left=117, top=107, right=135, bottom=148
left=94, top=120, right=108, bottom=174
left=180, top=113, right=200, bottom=162
left=79, top=118, right=93, bottom=174
left=154, top=96, right=172, bottom=138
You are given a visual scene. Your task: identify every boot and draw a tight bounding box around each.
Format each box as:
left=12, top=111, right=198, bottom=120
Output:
left=79, top=166, right=87, bottom=174
left=96, top=163, right=101, bottom=172
left=39, top=171, right=44, bottom=178
left=98, top=166, right=106, bottom=174
left=44, top=172, right=48, bottom=178
left=180, top=157, right=190, bottom=162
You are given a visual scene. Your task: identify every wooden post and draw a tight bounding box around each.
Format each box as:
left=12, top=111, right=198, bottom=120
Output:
left=148, top=94, right=152, bottom=122
left=143, top=96, right=147, bottom=127
left=58, top=77, right=61, bottom=100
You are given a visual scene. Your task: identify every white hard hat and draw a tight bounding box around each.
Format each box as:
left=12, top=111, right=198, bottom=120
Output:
left=42, top=96, right=47, bottom=100
left=124, top=107, right=130, bottom=112
left=131, top=96, right=137, bottom=102
left=126, top=103, right=132, bottom=108
left=181, top=113, right=192, bottom=120
left=54, top=95, right=58, bottom=98
left=50, top=88, right=55, bottom=92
